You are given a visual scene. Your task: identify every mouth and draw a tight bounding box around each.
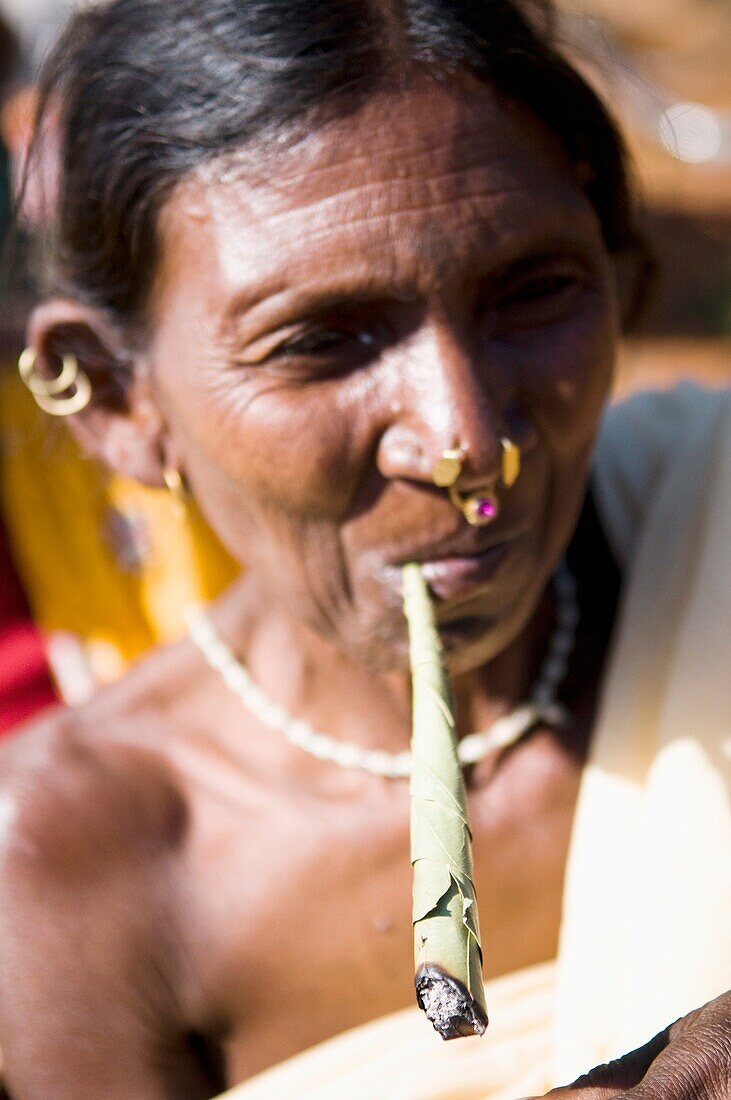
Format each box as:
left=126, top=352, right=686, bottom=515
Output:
left=381, top=525, right=527, bottom=604
left=418, top=541, right=514, bottom=602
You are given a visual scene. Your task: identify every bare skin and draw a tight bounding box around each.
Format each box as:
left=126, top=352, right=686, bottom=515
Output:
left=0, top=568, right=602, bottom=1095
left=0, top=77, right=727, bottom=1098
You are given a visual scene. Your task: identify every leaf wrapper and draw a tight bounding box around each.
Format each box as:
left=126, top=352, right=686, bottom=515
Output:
left=403, top=563, right=488, bottom=1040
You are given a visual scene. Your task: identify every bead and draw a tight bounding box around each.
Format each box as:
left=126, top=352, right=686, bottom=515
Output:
left=186, top=563, right=578, bottom=779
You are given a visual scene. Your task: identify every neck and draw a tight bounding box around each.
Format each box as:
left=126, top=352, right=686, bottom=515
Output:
left=206, top=574, right=556, bottom=759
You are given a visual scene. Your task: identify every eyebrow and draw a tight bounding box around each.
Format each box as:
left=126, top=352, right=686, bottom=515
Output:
left=217, top=225, right=600, bottom=339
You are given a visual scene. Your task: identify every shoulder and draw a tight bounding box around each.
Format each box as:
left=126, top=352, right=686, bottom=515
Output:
left=0, top=708, right=194, bottom=1035
left=0, top=709, right=220, bottom=1098
left=593, top=383, right=731, bottom=566
left=596, top=383, right=731, bottom=483
left=0, top=703, right=189, bottom=896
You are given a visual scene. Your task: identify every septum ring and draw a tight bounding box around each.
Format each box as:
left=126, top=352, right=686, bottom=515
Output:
left=431, top=439, right=521, bottom=526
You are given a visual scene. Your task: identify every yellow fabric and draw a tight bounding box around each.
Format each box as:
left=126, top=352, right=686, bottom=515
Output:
left=215, top=384, right=731, bottom=1099
left=0, top=374, right=238, bottom=684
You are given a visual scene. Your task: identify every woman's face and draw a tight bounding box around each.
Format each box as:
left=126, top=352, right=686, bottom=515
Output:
left=146, top=76, right=619, bottom=673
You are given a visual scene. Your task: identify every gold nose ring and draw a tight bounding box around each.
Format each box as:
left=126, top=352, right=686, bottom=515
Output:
left=431, top=439, right=521, bottom=527
left=431, top=445, right=497, bottom=526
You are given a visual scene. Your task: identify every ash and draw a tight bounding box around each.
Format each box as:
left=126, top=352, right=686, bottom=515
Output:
left=415, top=968, right=488, bottom=1040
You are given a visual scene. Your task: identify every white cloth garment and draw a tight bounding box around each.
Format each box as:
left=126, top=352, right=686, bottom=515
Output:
left=554, top=383, right=731, bottom=1081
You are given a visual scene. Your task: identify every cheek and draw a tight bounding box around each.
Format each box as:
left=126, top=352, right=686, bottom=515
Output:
left=180, top=375, right=350, bottom=503
left=507, top=290, right=617, bottom=583
left=165, top=371, right=414, bottom=661
left=162, top=366, right=380, bottom=576
left=518, top=291, right=618, bottom=461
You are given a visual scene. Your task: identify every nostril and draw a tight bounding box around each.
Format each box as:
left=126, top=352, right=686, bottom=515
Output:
left=503, top=405, right=537, bottom=451
left=376, top=424, right=432, bottom=483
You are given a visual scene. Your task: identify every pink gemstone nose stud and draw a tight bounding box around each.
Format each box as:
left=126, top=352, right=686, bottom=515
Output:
left=455, top=487, right=500, bottom=526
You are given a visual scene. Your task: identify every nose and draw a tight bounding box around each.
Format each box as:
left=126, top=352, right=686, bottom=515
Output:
left=376, top=323, right=513, bottom=490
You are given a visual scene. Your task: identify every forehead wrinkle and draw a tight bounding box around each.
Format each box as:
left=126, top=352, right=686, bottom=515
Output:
left=252, top=184, right=587, bottom=245
left=219, top=137, right=578, bottom=231
left=230, top=176, right=528, bottom=239
left=258, top=130, right=528, bottom=204
left=155, top=81, right=601, bottom=332
left=205, top=161, right=592, bottom=287
left=210, top=125, right=499, bottom=215
left=210, top=84, right=578, bottom=225
left=257, top=75, right=559, bottom=189
left=212, top=186, right=597, bottom=310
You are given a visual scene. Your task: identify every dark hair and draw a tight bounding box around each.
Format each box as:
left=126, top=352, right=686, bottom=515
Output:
left=34, top=0, right=648, bottom=332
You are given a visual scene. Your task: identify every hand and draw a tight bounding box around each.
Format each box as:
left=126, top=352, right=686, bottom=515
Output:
left=526, top=990, right=731, bottom=1099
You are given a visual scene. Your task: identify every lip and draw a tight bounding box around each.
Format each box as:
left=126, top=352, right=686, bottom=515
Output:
left=418, top=541, right=513, bottom=602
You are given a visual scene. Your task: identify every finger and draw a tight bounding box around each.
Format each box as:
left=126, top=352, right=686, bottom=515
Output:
left=518, top=1087, right=626, bottom=1099
left=518, top=1085, right=619, bottom=1099
left=621, top=994, right=731, bottom=1100
left=521, top=1026, right=670, bottom=1099
left=517, top=1088, right=618, bottom=1099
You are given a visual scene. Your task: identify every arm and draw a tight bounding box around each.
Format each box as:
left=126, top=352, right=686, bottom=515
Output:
left=0, top=721, right=218, bottom=1100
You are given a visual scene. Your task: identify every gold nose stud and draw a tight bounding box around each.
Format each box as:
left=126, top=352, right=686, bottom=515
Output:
left=431, top=447, right=465, bottom=488
left=431, top=447, right=496, bottom=526
left=500, top=438, right=521, bottom=488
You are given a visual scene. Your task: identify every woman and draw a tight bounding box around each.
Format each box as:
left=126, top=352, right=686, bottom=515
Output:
left=0, top=1, right=728, bottom=1097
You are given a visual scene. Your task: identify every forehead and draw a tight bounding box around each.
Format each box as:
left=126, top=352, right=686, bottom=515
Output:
left=152, top=78, right=601, bottom=316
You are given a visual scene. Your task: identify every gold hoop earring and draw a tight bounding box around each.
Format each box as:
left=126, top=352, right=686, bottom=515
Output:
left=18, top=348, right=92, bottom=417
left=163, top=467, right=187, bottom=521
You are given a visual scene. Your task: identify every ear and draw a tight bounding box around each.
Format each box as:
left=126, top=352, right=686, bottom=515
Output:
left=26, top=298, right=171, bottom=487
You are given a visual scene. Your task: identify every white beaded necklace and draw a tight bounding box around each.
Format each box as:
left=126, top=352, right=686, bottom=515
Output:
left=186, top=563, right=579, bottom=780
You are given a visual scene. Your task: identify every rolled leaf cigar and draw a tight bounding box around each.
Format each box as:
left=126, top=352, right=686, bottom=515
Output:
left=402, top=562, right=488, bottom=1040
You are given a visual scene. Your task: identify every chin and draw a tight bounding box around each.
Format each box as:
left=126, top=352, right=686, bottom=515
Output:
left=437, top=557, right=550, bottom=674
left=339, top=576, right=538, bottom=678
left=436, top=602, right=531, bottom=676
left=326, top=532, right=557, bottom=675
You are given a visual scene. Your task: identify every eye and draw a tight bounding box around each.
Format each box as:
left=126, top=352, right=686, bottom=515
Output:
left=488, top=262, right=590, bottom=332
left=279, top=328, right=373, bottom=357
left=503, top=274, right=579, bottom=305
left=258, top=324, right=382, bottom=383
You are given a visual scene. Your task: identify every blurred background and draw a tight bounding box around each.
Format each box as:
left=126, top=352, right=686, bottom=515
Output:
left=559, top=0, right=731, bottom=393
